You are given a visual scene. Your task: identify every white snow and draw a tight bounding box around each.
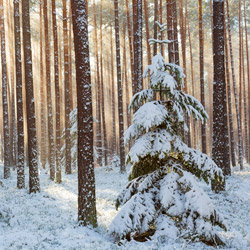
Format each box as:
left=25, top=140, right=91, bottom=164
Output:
left=0, top=164, right=250, bottom=249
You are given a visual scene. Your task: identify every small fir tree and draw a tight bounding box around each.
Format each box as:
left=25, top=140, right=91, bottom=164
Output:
left=109, top=33, right=226, bottom=245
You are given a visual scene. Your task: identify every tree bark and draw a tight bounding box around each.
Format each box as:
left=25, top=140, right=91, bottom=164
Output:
left=44, top=0, right=55, bottom=180
left=114, top=0, right=125, bottom=172
left=0, top=0, right=11, bottom=179
left=22, top=0, right=40, bottom=193
left=14, top=0, right=25, bottom=188
left=63, top=0, right=72, bottom=175
left=212, top=0, right=230, bottom=182
left=226, top=0, right=243, bottom=169
left=52, top=0, right=61, bottom=182
left=71, top=0, right=97, bottom=227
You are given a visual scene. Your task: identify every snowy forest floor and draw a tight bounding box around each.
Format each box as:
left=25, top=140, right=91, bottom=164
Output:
left=0, top=163, right=250, bottom=250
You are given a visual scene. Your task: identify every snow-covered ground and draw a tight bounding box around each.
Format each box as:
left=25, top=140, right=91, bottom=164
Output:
left=0, top=164, right=250, bottom=249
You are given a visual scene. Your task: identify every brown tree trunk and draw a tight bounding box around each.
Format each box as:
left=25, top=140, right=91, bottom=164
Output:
left=114, top=0, right=125, bottom=172
left=93, top=0, right=102, bottom=165
left=71, top=0, right=97, bottom=227
left=226, top=0, right=243, bottom=169
left=0, top=0, right=11, bottom=179
left=212, top=0, right=230, bottom=181
left=39, top=1, right=46, bottom=169
left=14, top=0, right=25, bottom=188
left=198, top=0, right=206, bottom=154
left=100, top=0, right=108, bottom=166
left=224, top=17, right=236, bottom=169
left=63, top=0, right=72, bottom=174
left=110, top=25, right=116, bottom=156
left=153, top=0, right=158, bottom=56
left=143, top=0, right=151, bottom=65
left=166, top=0, right=174, bottom=63
left=44, top=0, right=55, bottom=180
left=22, top=0, right=40, bottom=192
left=52, top=0, right=61, bottom=183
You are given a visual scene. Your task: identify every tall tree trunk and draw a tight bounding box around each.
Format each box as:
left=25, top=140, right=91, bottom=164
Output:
left=110, top=25, right=116, bottom=156
left=39, top=1, right=46, bottom=169
left=224, top=17, right=236, bottom=169
left=14, top=0, right=24, bottom=188
left=172, top=0, right=179, bottom=65
left=166, top=0, right=174, bottom=63
left=125, top=0, right=134, bottom=86
left=114, top=0, right=125, bottom=172
left=199, top=0, right=206, bottom=154
left=93, top=0, right=102, bottom=165
left=52, top=0, right=61, bottom=183
left=153, top=0, right=158, bottom=56
left=63, top=0, right=72, bottom=174
left=100, top=0, right=108, bottom=166
left=226, top=0, right=243, bottom=169
left=243, top=0, right=250, bottom=163
left=44, top=0, right=55, bottom=180
left=22, top=0, right=40, bottom=193
left=71, top=0, right=97, bottom=227
left=212, top=0, right=230, bottom=182
left=143, top=0, right=151, bottom=65
left=0, top=0, right=11, bottom=179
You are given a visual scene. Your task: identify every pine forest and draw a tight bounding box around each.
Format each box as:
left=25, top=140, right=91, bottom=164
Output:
left=0, top=0, right=250, bottom=249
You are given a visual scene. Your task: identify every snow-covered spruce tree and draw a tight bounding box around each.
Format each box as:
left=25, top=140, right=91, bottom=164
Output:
left=109, top=42, right=226, bottom=245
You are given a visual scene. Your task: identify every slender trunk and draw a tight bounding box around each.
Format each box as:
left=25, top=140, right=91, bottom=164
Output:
left=52, top=0, right=61, bottom=183
left=44, top=0, right=55, bottom=180
left=100, top=0, right=108, bottom=166
left=63, top=0, right=72, bottom=174
left=39, top=1, right=46, bottom=169
left=110, top=25, right=116, bottom=156
left=0, top=0, right=11, bottom=179
left=198, top=0, right=206, bottom=154
left=172, top=0, right=179, bottom=65
left=243, top=0, right=250, bottom=163
left=71, top=0, right=97, bottom=227
left=153, top=0, right=158, bottom=56
left=125, top=0, right=134, bottom=86
left=226, top=0, right=243, bottom=169
left=93, top=0, right=102, bottom=165
left=166, top=0, right=174, bottom=63
left=114, top=0, right=125, bottom=172
left=22, top=0, right=40, bottom=192
left=143, top=0, right=151, bottom=65
left=224, top=17, right=236, bottom=169
left=212, top=0, right=230, bottom=181
left=14, top=0, right=24, bottom=188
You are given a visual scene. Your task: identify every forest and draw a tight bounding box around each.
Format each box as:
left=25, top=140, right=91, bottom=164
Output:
left=0, top=0, right=250, bottom=249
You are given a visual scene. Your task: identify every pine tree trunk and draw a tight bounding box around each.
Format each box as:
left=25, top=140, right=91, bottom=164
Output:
left=172, top=0, right=179, bottom=65
left=153, top=0, right=158, bottom=56
left=143, top=0, right=151, bottom=65
left=63, top=0, right=72, bottom=175
left=22, top=0, right=40, bottom=193
left=52, top=0, right=61, bottom=183
left=226, top=0, right=243, bottom=169
left=0, top=0, right=11, bottom=179
left=212, top=0, right=230, bottom=182
left=14, top=0, right=24, bottom=188
left=110, top=25, right=117, bottom=156
left=224, top=21, right=236, bottom=168
left=71, top=0, right=97, bottom=227
left=39, top=1, right=46, bottom=169
left=199, top=0, right=206, bottom=154
left=44, top=0, right=55, bottom=180
left=125, top=0, right=134, bottom=86
left=166, top=0, right=174, bottom=63
left=100, top=0, right=108, bottom=166
left=93, top=0, right=102, bottom=165
left=243, top=0, right=250, bottom=163
left=114, top=0, right=125, bottom=172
